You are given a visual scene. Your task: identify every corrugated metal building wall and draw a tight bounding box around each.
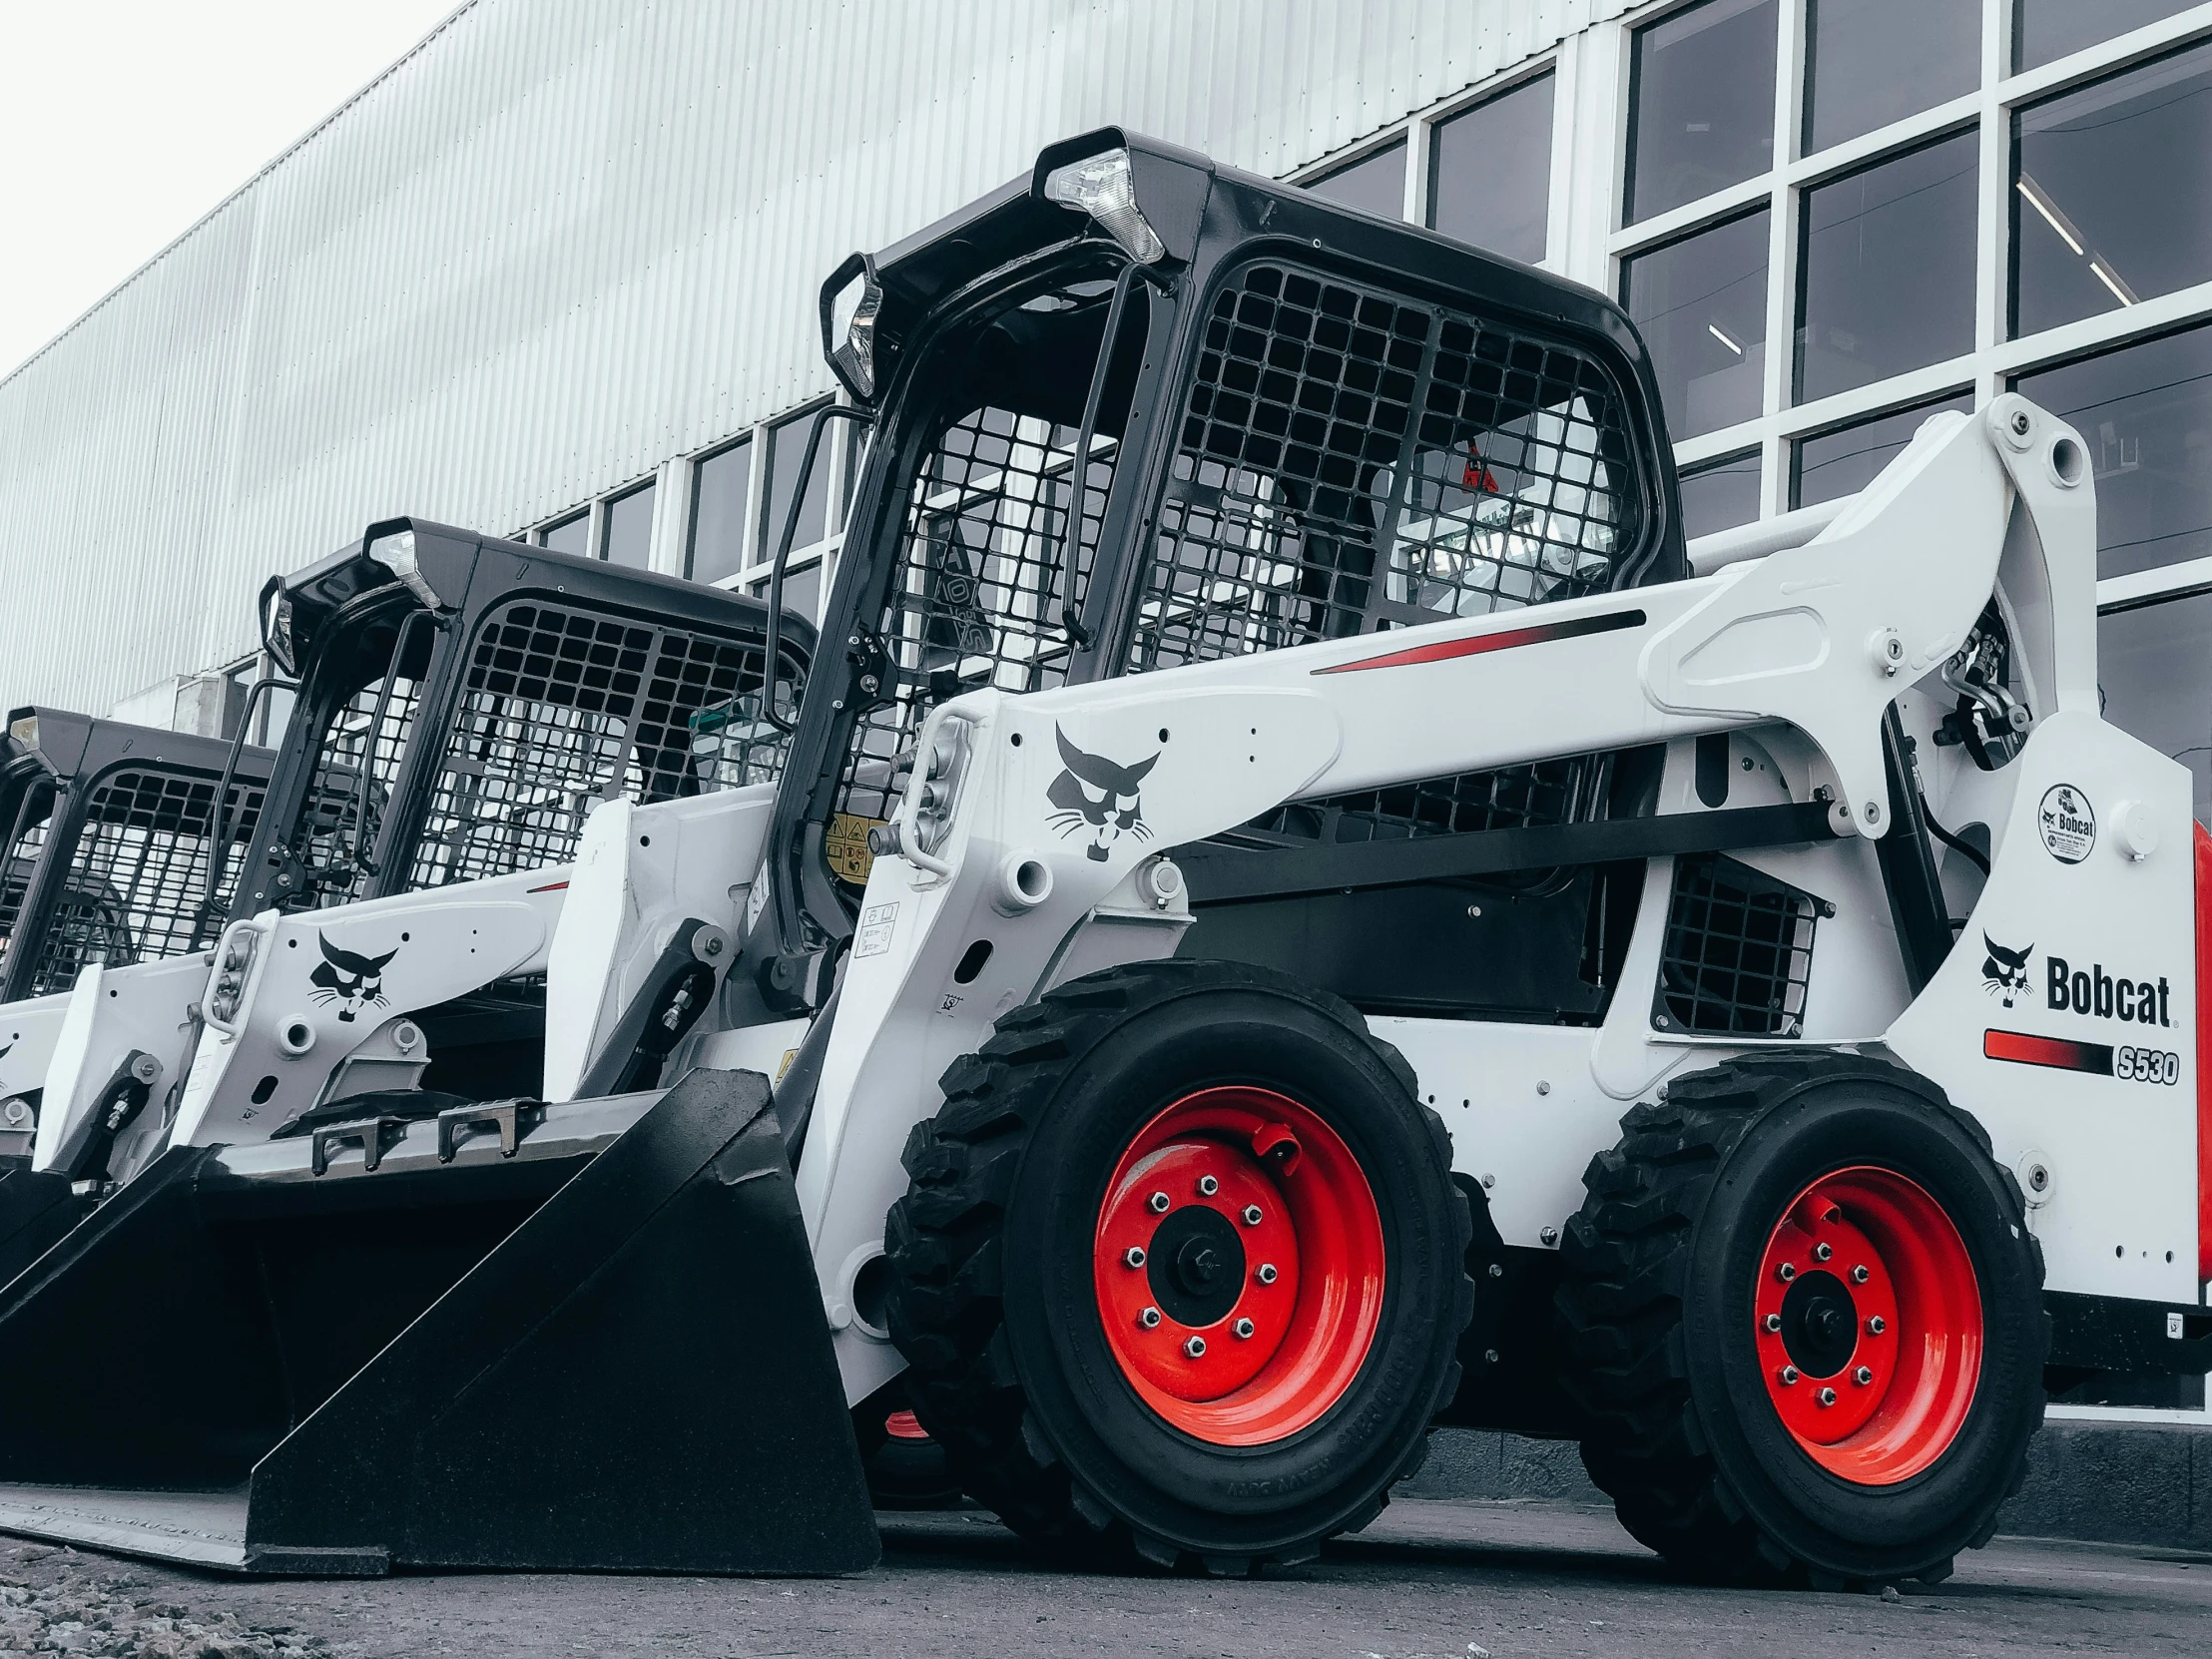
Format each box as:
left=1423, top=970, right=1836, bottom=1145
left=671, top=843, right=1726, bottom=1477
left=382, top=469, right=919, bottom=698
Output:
left=0, top=0, right=1616, bottom=717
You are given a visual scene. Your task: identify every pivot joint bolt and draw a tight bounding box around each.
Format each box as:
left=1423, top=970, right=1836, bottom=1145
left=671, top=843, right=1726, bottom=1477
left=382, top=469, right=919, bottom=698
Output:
left=1123, top=1247, right=1146, bottom=1269
left=1764, top=1313, right=1783, bottom=1333
left=1540, top=1226, right=1559, bottom=1247
left=1256, top=1263, right=1279, bottom=1285
left=1233, top=1319, right=1254, bottom=1340
left=1138, top=1307, right=1162, bottom=1329
left=1241, top=1204, right=1263, bottom=1226
left=1183, top=1336, right=1207, bottom=1359
left=1776, top=1262, right=1797, bottom=1283
left=1813, top=1242, right=1833, bottom=1262
left=1778, top=1365, right=1800, bottom=1385
left=1148, top=1191, right=1171, bottom=1214
left=1868, top=1315, right=1887, bottom=1335
left=1817, top=1386, right=1838, bottom=1407
left=1197, top=1174, right=1219, bottom=1197
left=1851, top=1264, right=1870, bottom=1284
left=1854, top=1366, right=1875, bottom=1385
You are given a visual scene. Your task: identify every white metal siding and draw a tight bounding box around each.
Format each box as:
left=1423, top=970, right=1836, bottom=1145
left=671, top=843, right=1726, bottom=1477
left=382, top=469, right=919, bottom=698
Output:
left=0, top=0, right=1617, bottom=715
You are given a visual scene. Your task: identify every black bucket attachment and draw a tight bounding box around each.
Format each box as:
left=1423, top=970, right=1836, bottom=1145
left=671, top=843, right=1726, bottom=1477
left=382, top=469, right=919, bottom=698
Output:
left=0, top=1069, right=878, bottom=1575
left=0, top=1164, right=92, bottom=1289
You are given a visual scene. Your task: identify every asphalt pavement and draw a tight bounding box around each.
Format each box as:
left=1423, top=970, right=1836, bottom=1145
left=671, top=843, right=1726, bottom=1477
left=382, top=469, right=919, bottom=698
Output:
left=2, top=1497, right=2206, bottom=1658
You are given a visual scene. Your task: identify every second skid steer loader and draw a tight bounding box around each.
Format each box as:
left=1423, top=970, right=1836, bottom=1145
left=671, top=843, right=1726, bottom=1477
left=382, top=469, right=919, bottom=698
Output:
left=0, top=131, right=2203, bottom=1591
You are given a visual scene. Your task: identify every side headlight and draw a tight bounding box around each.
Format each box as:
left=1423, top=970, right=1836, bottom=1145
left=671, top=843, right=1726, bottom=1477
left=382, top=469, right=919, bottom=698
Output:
left=367, top=527, right=448, bottom=613
left=909, top=717, right=972, bottom=859
left=830, top=268, right=882, bottom=399
left=6, top=713, right=36, bottom=751
left=1042, top=148, right=1165, bottom=265
left=259, top=575, right=299, bottom=677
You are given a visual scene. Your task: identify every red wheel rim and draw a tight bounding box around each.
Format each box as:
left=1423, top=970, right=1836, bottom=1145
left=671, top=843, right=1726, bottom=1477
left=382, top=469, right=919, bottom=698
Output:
left=1092, top=1086, right=1384, bottom=1446
left=1753, top=1166, right=1982, bottom=1485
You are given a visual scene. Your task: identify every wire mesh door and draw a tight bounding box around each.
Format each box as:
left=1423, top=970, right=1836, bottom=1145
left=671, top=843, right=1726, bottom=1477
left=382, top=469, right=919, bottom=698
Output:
left=27, top=770, right=268, bottom=996
left=289, top=671, right=424, bottom=910
left=405, top=599, right=799, bottom=890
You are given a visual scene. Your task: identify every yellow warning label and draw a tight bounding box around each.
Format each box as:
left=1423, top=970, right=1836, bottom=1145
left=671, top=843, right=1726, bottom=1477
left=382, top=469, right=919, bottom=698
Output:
left=775, top=1047, right=800, bottom=1083
left=826, top=813, right=883, bottom=885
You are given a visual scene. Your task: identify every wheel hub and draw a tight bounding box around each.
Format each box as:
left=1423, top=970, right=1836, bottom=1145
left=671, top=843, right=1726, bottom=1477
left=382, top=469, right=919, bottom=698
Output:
left=1778, top=1270, right=1859, bottom=1378
left=1147, top=1205, right=1247, bottom=1327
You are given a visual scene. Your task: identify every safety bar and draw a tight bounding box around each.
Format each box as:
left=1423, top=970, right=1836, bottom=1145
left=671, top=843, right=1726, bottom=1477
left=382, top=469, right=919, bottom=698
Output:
left=761, top=403, right=874, bottom=736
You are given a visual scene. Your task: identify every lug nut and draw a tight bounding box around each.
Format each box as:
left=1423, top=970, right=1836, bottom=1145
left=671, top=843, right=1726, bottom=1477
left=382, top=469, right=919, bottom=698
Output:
left=1817, top=1386, right=1837, bottom=1407
left=1234, top=1318, right=1255, bottom=1340
left=1124, top=1247, right=1146, bottom=1269
left=1139, top=1307, right=1162, bottom=1329
left=1148, top=1191, right=1171, bottom=1214
left=1855, top=1366, right=1874, bottom=1385
left=1241, top=1204, right=1263, bottom=1226
left=1764, top=1313, right=1783, bottom=1333
left=1183, top=1336, right=1207, bottom=1359
left=1851, top=1264, right=1870, bottom=1284
left=1813, top=1242, right=1832, bottom=1262
left=1778, top=1366, right=1799, bottom=1385
left=1197, top=1174, right=1219, bottom=1197
left=1776, top=1262, right=1797, bottom=1283
left=1868, top=1316, right=1887, bottom=1335
left=1256, top=1263, right=1279, bottom=1285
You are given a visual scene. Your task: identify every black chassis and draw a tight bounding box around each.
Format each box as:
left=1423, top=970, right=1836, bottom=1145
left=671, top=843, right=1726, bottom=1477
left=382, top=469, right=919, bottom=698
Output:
left=756, top=126, right=1690, bottom=977
left=229, top=518, right=818, bottom=920
left=0, top=708, right=274, bottom=1002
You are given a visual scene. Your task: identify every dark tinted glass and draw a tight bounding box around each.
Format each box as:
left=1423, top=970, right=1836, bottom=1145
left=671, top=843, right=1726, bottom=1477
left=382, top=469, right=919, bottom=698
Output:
left=688, top=437, right=753, bottom=584
left=1804, top=0, right=1978, bottom=153
left=1622, top=209, right=1770, bottom=439
left=1305, top=140, right=1407, bottom=220
left=764, top=410, right=831, bottom=560
left=1793, top=391, right=1974, bottom=507
left=2012, top=43, right=2212, bottom=337
left=1627, top=0, right=1778, bottom=223
left=1428, top=74, right=1553, bottom=264
left=2100, top=590, right=2212, bottom=826
left=1679, top=450, right=1762, bottom=538
left=541, top=512, right=589, bottom=557
left=2014, top=325, right=2212, bottom=581
left=751, top=559, right=824, bottom=625
left=2016, top=0, right=2197, bottom=71
left=603, top=482, right=655, bottom=569
left=1796, top=132, right=1976, bottom=402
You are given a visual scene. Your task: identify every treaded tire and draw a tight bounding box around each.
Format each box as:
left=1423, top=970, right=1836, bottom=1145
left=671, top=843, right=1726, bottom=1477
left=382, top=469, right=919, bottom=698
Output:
left=883, top=958, right=1473, bottom=1573
left=1557, top=1052, right=2047, bottom=1587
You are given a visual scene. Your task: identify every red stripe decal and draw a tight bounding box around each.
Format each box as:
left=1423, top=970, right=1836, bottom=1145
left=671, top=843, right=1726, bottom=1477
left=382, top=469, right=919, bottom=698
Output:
left=1312, top=608, right=1645, bottom=675
left=1984, top=1028, right=2114, bottom=1076
left=529, top=880, right=570, bottom=893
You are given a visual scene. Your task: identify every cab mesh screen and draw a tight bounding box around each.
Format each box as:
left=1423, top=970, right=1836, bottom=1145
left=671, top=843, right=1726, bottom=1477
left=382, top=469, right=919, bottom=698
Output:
left=294, top=673, right=423, bottom=909
left=406, top=599, right=798, bottom=889
left=27, top=770, right=267, bottom=996
left=836, top=405, right=1113, bottom=826
left=0, top=785, right=55, bottom=977
left=1654, top=853, right=1821, bottom=1037
left=1133, top=261, right=1639, bottom=672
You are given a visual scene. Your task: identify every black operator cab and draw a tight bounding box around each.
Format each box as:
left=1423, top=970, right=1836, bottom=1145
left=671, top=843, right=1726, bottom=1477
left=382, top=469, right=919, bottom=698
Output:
left=753, top=128, right=1686, bottom=1025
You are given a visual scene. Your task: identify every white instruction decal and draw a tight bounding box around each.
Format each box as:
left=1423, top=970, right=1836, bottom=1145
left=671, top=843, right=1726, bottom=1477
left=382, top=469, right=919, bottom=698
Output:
left=854, top=902, right=899, bottom=959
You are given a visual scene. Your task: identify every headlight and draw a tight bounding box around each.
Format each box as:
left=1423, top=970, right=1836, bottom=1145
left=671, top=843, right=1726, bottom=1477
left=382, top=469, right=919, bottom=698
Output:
left=1042, top=148, right=1165, bottom=265
left=259, top=575, right=300, bottom=677
left=7, top=713, right=36, bottom=751
left=828, top=266, right=883, bottom=399
left=207, top=922, right=264, bottom=1029
left=367, top=527, right=448, bottom=613
left=909, top=717, right=972, bottom=858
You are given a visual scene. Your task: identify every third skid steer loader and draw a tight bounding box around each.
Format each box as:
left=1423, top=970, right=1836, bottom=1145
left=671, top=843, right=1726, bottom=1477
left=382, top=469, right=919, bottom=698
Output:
left=0, top=130, right=2205, bottom=1591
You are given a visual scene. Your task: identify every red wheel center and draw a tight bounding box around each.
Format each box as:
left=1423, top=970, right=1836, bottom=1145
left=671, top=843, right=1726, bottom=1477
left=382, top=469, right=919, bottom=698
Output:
left=1754, top=1168, right=1981, bottom=1485
left=1093, top=1087, right=1383, bottom=1446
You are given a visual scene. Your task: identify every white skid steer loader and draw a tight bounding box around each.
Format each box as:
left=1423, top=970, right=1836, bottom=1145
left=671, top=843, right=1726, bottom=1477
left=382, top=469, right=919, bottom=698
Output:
left=0, top=131, right=2203, bottom=1591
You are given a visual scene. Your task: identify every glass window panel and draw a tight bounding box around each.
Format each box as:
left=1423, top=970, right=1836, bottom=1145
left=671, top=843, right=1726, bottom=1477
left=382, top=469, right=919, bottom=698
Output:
left=1626, top=0, right=1779, bottom=223
left=1622, top=209, right=1771, bottom=440
left=749, top=559, right=824, bottom=625
left=2014, top=324, right=2212, bottom=581
left=1792, top=391, right=1974, bottom=507
left=763, top=409, right=831, bottom=562
left=2016, top=0, right=2197, bottom=73
left=2099, top=590, right=2212, bottom=827
left=688, top=437, right=754, bottom=584
left=602, top=482, right=655, bottom=569
left=1678, top=450, right=1763, bottom=538
left=1428, top=73, right=1554, bottom=264
left=540, top=512, right=589, bottom=557
left=1804, top=0, right=1978, bottom=153
left=1796, top=132, right=1976, bottom=403
left=2012, top=42, right=2212, bottom=339
left=1304, top=139, right=1407, bottom=220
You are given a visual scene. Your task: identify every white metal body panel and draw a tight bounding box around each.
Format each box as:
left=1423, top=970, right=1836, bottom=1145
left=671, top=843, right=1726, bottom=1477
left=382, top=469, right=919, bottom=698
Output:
left=30, top=957, right=212, bottom=1179
left=0, top=995, right=71, bottom=1117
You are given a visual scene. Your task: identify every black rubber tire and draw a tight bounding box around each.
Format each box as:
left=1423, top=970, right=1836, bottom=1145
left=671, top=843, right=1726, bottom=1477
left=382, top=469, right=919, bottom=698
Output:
left=1557, top=1052, right=2047, bottom=1587
left=883, top=957, right=1473, bottom=1573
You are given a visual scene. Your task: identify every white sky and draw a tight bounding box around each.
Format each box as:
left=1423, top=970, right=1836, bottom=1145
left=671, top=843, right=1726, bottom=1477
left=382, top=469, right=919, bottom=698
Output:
left=0, top=0, right=461, bottom=380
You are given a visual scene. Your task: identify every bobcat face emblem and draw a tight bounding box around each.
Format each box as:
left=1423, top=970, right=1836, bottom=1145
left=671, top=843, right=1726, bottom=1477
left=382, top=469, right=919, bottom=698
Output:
left=309, top=935, right=397, bottom=1024
left=1981, top=934, right=2034, bottom=1008
left=1046, top=726, right=1158, bottom=862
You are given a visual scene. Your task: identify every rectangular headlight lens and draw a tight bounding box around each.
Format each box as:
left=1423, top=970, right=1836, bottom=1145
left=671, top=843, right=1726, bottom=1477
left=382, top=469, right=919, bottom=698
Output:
left=1043, top=147, right=1165, bottom=264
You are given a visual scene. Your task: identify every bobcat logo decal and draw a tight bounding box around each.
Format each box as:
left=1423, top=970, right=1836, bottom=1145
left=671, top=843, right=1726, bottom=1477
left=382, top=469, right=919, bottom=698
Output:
left=1981, top=934, right=2034, bottom=1008
left=1046, top=726, right=1158, bottom=862
left=310, top=935, right=397, bottom=1024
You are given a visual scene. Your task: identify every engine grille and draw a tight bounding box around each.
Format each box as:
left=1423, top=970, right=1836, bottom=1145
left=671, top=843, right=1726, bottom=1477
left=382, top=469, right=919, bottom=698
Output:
left=27, top=771, right=267, bottom=996
left=1653, top=853, right=1823, bottom=1037
left=407, top=599, right=799, bottom=889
